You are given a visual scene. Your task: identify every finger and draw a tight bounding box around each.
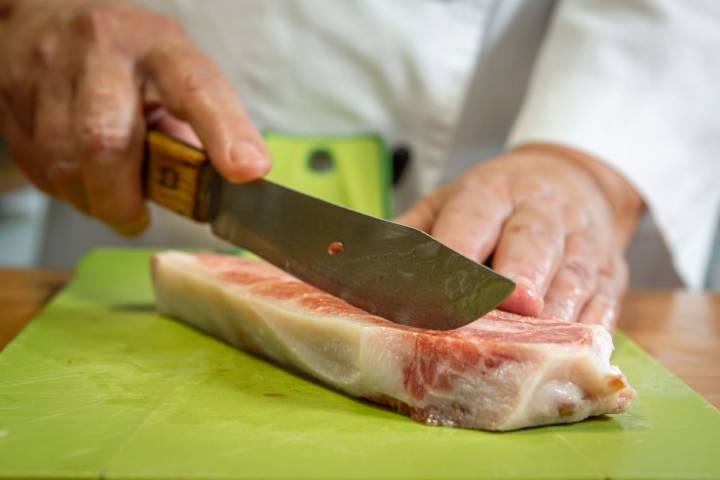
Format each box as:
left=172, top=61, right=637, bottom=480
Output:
left=429, top=181, right=512, bottom=262
left=34, top=72, right=90, bottom=212
left=146, top=105, right=201, bottom=148
left=540, top=232, right=600, bottom=322
left=47, top=161, right=90, bottom=213
left=579, top=255, right=628, bottom=331
left=394, top=194, right=442, bottom=232
left=144, top=83, right=201, bottom=147
left=144, top=45, right=269, bottom=182
left=0, top=96, right=54, bottom=193
left=73, top=52, right=148, bottom=235
left=0, top=71, right=36, bottom=137
left=493, top=204, right=565, bottom=317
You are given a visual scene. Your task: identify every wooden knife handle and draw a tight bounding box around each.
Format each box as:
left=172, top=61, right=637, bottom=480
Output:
left=144, top=130, right=218, bottom=222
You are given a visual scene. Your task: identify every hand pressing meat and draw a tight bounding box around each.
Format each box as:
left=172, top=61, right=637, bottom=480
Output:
left=397, top=144, right=644, bottom=329
left=0, top=0, right=269, bottom=235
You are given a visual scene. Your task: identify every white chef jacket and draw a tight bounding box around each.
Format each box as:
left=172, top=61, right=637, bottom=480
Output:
left=42, top=0, right=720, bottom=290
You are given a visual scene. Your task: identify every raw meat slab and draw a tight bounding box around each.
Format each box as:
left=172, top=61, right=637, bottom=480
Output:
left=151, top=251, right=634, bottom=431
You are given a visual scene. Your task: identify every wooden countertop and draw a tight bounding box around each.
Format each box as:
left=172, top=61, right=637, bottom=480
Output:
left=1, top=270, right=718, bottom=408
left=0, top=270, right=70, bottom=349
left=620, top=290, right=720, bottom=408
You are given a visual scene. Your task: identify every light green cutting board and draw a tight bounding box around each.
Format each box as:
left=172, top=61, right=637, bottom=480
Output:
left=1, top=249, right=719, bottom=480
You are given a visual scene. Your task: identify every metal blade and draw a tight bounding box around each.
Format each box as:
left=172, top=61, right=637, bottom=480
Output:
left=209, top=178, right=515, bottom=330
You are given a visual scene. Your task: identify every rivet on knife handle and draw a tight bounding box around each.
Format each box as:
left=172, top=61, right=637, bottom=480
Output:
left=144, top=130, right=218, bottom=222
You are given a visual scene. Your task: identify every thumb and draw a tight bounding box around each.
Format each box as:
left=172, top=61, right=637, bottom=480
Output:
left=145, top=46, right=270, bottom=183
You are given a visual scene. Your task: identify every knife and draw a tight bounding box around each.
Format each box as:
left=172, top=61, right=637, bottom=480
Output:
left=144, top=130, right=515, bottom=330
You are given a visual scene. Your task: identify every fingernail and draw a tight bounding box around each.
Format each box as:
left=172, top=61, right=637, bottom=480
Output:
left=231, top=142, right=268, bottom=171
left=515, top=275, right=542, bottom=305
left=500, top=275, right=544, bottom=317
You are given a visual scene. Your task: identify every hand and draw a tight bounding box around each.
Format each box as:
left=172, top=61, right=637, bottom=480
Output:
left=0, top=0, right=269, bottom=235
left=396, top=144, right=643, bottom=329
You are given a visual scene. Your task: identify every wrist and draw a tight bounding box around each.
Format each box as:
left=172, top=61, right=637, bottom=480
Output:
left=511, top=143, right=644, bottom=248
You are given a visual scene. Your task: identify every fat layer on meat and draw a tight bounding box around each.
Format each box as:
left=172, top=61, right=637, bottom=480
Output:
left=151, top=251, right=635, bottom=431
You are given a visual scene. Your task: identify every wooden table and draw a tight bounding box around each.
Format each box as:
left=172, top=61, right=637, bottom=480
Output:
left=620, top=291, right=720, bottom=408
left=1, top=270, right=718, bottom=408
left=0, top=270, right=70, bottom=349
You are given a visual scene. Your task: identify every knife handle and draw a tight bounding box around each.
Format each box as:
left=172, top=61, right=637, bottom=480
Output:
left=144, top=130, right=217, bottom=222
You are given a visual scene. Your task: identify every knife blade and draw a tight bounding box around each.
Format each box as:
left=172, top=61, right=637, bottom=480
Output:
left=145, top=131, right=515, bottom=330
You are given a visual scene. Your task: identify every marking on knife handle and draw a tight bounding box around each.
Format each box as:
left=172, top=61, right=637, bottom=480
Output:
left=159, top=167, right=180, bottom=189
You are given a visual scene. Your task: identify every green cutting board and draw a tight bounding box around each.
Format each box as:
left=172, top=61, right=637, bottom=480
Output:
left=1, top=249, right=719, bottom=480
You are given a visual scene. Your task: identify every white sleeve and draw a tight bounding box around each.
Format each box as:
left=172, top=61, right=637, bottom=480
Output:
left=507, top=0, right=720, bottom=290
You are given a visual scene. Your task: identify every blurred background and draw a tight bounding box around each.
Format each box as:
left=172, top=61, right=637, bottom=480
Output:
left=0, top=140, right=47, bottom=268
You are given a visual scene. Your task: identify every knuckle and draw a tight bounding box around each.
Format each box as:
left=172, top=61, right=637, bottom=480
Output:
left=505, top=208, right=565, bottom=247
left=512, top=177, right=554, bottom=202
left=32, top=33, right=59, bottom=69
left=463, top=171, right=512, bottom=203
left=181, top=68, right=206, bottom=94
left=505, top=219, right=549, bottom=239
left=78, top=120, right=133, bottom=157
left=455, top=173, right=507, bottom=203
left=181, top=65, right=225, bottom=96
left=562, top=257, right=596, bottom=289
left=562, top=204, right=588, bottom=231
left=72, top=6, right=113, bottom=41
left=46, top=161, right=82, bottom=187
left=152, top=13, right=185, bottom=37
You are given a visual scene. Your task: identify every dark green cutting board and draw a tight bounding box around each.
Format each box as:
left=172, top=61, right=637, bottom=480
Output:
left=0, top=249, right=719, bottom=480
